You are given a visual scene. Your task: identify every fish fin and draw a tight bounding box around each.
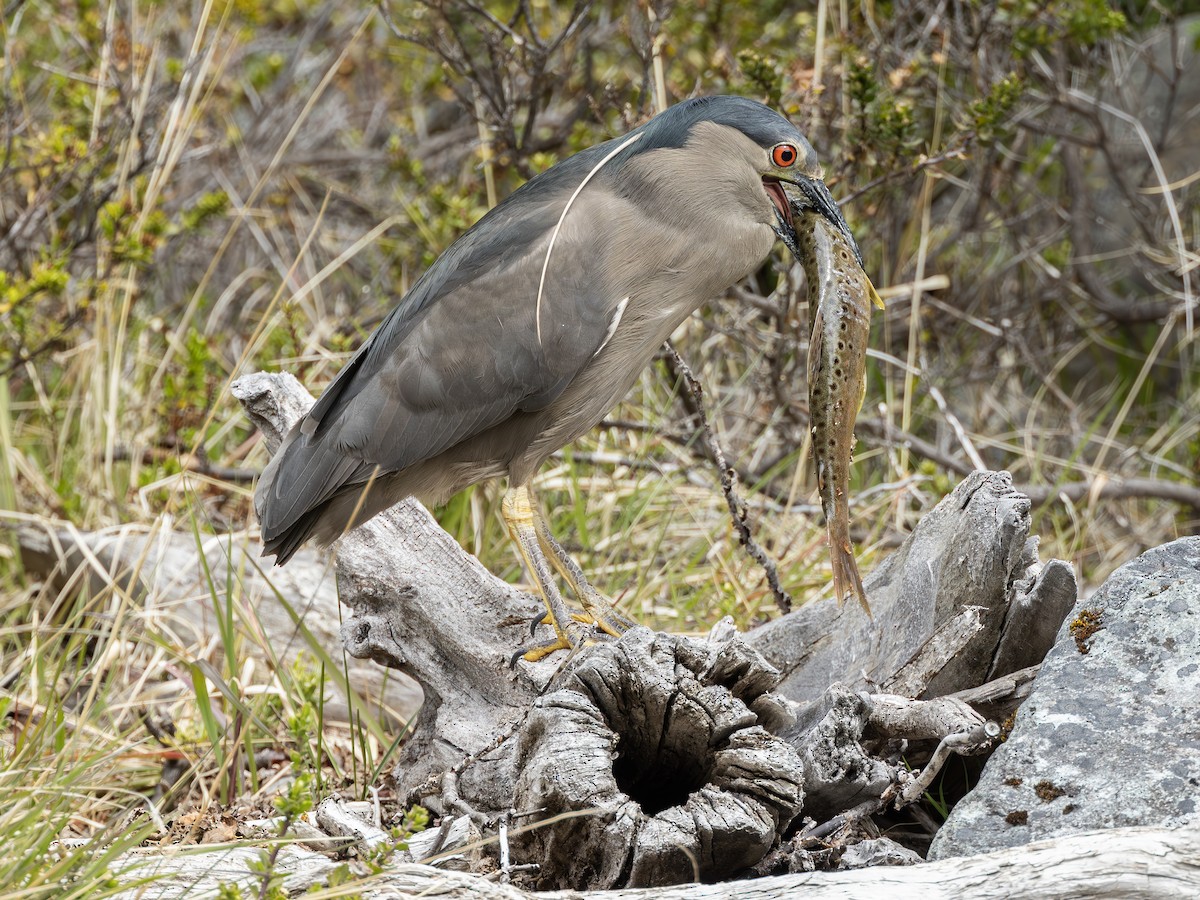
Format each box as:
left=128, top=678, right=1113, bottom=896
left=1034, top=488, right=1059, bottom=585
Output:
left=867, top=277, right=885, bottom=310
left=831, top=536, right=872, bottom=619
left=807, top=300, right=825, bottom=389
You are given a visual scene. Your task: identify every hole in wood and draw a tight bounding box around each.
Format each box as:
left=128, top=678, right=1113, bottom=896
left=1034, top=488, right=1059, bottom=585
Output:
left=612, top=740, right=714, bottom=815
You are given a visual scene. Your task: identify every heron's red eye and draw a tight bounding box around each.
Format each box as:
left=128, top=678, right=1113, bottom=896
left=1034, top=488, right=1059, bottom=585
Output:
left=772, top=143, right=799, bottom=168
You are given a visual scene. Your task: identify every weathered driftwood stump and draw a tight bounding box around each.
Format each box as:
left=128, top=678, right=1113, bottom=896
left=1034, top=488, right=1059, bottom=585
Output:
left=512, top=628, right=804, bottom=888
left=225, top=370, right=1083, bottom=888
left=749, top=472, right=1078, bottom=711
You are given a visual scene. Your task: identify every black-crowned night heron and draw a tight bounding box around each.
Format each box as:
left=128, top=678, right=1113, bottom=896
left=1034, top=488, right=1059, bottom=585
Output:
left=256, top=95, right=861, bottom=659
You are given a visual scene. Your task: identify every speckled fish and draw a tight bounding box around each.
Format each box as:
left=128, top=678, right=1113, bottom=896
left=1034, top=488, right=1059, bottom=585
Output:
left=795, top=211, right=882, bottom=616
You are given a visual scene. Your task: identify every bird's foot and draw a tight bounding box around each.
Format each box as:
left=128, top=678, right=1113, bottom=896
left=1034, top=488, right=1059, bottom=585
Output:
left=512, top=620, right=596, bottom=665
left=502, top=484, right=634, bottom=663
left=526, top=598, right=632, bottom=638
left=531, top=513, right=635, bottom=637
left=514, top=598, right=633, bottom=665
left=573, top=584, right=635, bottom=638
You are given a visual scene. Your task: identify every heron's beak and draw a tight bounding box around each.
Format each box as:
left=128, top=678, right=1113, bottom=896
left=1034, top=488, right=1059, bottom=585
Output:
left=772, top=177, right=884, bottom=310
left=776, top=177, right=864, bottom=267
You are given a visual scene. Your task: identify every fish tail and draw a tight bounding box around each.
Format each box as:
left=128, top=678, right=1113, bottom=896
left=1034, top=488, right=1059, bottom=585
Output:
left=829, top=528, right=872, bottom=619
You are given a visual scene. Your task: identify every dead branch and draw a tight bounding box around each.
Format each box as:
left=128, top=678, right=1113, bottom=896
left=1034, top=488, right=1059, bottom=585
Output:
left=1020, top=476, right=1200, bottom=509
left=663, top=342, right=793, bottom=615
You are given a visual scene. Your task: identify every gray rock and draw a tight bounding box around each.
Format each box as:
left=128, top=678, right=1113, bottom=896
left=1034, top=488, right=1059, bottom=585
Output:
left=929, top=537, right=1200, bottom=859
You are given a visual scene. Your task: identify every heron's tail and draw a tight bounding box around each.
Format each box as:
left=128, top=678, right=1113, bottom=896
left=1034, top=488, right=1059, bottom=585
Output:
left=255, top=421, right=376, bottom=564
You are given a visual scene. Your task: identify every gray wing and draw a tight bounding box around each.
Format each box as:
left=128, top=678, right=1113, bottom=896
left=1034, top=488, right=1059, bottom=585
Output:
left=255, top=194, right=630, bottom=545
left=326, top=242, right=616, bottom=469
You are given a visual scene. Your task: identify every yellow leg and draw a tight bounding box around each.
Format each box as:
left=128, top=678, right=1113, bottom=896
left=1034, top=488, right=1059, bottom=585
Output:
left=503, top=484, right=635, bottom=661
left=532, top=509, right=634, bottom=638
left=502, top=484, right=580, bottom=661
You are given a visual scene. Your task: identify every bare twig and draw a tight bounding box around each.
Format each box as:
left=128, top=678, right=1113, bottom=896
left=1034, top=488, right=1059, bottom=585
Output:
left=109, top=445, right=258, bottom=483
left=1022, top=476, right=1200, bottom=510
left=896, top=720, right=1002, bottom=807
left=950, top=663, right=1041, bottom=709
left=663, top=343, right=793, bottom=615
left=797, top=798, right=885, bottom=846
left=855, top=418, right=1200, bottom=510
left=868, top=693, right=989, bottom=743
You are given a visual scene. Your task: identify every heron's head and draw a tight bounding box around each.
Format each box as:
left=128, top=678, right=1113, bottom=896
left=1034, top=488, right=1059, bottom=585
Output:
left=617, top=96, right=863, bottom=266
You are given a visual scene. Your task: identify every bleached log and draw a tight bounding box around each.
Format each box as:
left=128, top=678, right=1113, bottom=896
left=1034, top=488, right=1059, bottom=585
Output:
left=114, top=821, right=1200, bottom=899
left=14, top=521, right=421, bottom=725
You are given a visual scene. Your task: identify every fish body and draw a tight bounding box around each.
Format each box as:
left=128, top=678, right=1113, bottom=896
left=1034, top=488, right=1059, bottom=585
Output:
left=796, top=211, right=880, bottom=615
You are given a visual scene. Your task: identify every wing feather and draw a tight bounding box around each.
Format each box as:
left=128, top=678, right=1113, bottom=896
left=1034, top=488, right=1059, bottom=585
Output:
left=255, top=187, right=633, bottom=550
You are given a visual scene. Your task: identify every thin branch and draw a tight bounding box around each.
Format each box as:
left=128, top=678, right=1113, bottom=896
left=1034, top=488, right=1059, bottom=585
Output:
left=1022, top=476, right=1200, bottom=510
left=108, top=446, right=259, bottom=484
left=663, top=343, right=793, bottom=615
left=950, top=663, right=1041, bottom=707
left=840, top=140, right=972, bottom=206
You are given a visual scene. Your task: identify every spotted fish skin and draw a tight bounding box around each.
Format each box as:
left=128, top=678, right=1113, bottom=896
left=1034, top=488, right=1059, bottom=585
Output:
left=797, top=212, right=877, bottom=615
